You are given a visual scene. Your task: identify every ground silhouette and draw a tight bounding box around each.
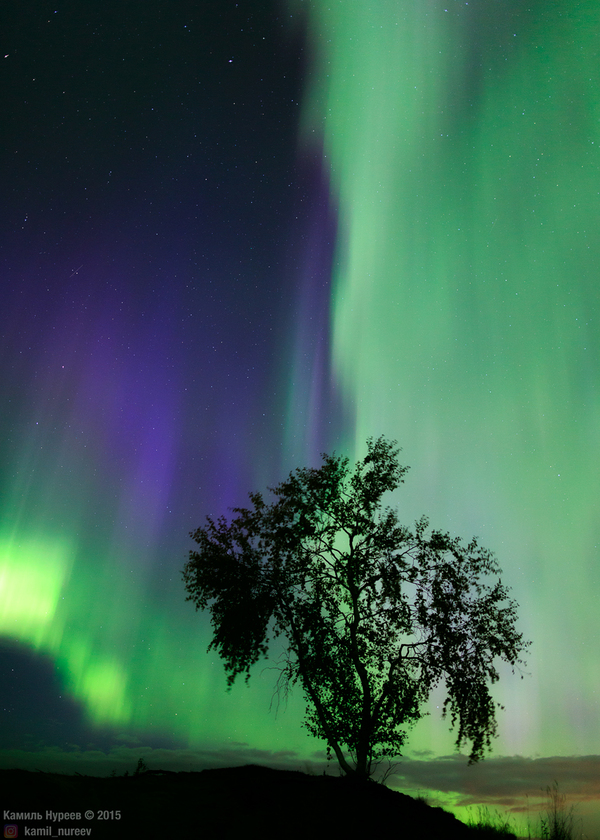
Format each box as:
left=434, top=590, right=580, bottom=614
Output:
left=1, top=764, right=516, bottom=838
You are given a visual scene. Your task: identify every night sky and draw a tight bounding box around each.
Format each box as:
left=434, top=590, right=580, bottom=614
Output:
left=2, top=1, right=600, bottom=835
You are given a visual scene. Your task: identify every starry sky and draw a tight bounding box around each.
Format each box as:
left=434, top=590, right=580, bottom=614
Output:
left=1, top=1, right=600, bottom=835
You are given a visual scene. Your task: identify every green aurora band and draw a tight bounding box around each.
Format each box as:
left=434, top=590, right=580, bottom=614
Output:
left=294, top=0, right=600, bottom=760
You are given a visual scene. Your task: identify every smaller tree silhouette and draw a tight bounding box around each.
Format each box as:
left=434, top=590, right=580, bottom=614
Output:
left=183, top=437, right=529, bottom=779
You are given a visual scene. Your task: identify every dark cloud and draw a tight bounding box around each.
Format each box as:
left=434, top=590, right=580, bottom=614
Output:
left=2, top=743, right=599, bottom=810
left=0, top=743, right=309, bottom=778
left=388, top=753, right=600, bottom=808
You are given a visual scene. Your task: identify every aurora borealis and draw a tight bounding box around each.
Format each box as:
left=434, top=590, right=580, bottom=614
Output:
left=302, top=0, right=600, bottom=755
left=2, top=0, right=600, bottom=834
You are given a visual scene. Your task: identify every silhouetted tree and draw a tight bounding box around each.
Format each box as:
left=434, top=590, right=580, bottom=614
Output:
left=183, top=437, right=529, bottom=779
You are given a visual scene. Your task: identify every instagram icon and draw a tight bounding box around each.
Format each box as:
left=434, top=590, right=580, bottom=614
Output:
left=4, top=827, right=18, bottom=838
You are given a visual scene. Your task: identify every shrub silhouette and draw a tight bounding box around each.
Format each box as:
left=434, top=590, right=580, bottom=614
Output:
left=538, top=782, right=576, bottom=840
left=183, top=436, right=529, bottom=779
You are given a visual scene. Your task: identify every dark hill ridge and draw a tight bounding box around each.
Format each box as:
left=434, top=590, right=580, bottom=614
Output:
left=1, top=763, right=515, bottom=839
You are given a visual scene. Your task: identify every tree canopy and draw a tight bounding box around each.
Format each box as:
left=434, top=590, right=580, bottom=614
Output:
left=183, top=437, right=529, bottom=779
